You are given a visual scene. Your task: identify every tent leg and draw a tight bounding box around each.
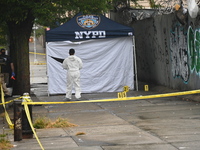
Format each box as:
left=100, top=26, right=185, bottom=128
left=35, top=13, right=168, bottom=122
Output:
left=133, top=36, right=138, bottom=91
left=47, top=75, right=50, bottom=97
left=45, top=44, right=50, bottom=97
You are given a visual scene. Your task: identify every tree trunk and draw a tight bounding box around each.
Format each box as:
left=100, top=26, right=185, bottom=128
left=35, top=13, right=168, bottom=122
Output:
left=7, top=12, right=34, bottom=95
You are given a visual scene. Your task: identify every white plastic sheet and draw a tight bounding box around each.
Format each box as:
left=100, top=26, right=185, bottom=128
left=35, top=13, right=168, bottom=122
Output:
left=46, top=37, right=134, bottom=94
left=188, top=0, right=199, bottom=18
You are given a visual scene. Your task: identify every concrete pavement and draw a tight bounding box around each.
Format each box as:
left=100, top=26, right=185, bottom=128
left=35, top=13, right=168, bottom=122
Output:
left=1, top=41, right=200, bottom=150
left=10, top=87, right=200, bottom=150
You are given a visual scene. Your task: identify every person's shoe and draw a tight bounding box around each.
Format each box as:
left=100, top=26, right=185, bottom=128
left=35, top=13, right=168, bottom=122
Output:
left=70, top=99, right=76, bottom=101
left=63, top=97, right=71, bottom=101
left=75, top=97, right=81, bottom=101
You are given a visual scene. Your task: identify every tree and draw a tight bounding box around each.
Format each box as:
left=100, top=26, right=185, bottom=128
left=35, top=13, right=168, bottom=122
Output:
left=0, top=0, right=113, bottom=95
left=0, top=23, right=8, bottom=46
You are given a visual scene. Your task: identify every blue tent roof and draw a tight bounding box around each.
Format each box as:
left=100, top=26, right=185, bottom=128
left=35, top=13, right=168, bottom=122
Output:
left=46, top=13, right=134, bottom=42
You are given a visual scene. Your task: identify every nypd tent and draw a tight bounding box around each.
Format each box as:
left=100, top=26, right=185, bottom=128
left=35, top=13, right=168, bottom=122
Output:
left=46, top=13, right=137, bottom=95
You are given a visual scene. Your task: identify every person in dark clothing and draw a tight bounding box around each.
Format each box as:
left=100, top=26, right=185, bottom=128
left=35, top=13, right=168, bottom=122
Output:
left=0, top=48, right=15, bottom=96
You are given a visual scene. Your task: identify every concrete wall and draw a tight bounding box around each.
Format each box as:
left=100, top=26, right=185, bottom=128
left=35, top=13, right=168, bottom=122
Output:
left=111, top=12, right=200, bottom=91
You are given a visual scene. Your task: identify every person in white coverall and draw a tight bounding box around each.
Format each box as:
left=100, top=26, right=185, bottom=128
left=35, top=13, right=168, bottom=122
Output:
left=63, top=49, right=83, bottom=101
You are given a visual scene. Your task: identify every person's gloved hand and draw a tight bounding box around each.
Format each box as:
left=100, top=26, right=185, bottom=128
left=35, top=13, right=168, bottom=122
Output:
left=11, top=72, right=16, bottom=80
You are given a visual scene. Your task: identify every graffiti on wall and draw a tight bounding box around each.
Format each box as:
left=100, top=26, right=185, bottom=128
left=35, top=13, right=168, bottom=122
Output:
left=170, top=24, right=190, bottom=83
left=187, top=26, right=200, bottom=74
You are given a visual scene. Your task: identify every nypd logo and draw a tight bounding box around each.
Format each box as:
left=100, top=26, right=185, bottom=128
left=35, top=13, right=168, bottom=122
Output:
left=77, top=15, right=100, bottom=29
left=75, top=31, right=106, bottom=39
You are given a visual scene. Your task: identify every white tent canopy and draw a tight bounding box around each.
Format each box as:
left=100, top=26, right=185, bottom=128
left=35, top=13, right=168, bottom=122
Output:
left=46, top=13, right=136, bottom=95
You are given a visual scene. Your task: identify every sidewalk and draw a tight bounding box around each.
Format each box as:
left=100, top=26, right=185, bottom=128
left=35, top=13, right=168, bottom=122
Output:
left=10, top=83, right=200, bottom=150
left=1, top=41, right=200, bottom=150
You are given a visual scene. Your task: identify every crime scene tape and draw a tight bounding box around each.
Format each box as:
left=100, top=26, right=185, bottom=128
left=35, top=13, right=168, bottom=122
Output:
left=30, top=61, right=46, bottom=65
left=0, top=91, right=43, bottom=149
left=29, top=52, right=46, bottom=55
left=0, top=87, right=29, bottom=130
left=0, top=89, right=44, bottom=149
left=0, top=96, right=23, bottom=105
left=0, top=99, right=14, bottom=105
left=24, top=102, right=44, bottom=150
left=22, top=89, right=200, bottom=105
left=1, top=85, right=14, bottom=129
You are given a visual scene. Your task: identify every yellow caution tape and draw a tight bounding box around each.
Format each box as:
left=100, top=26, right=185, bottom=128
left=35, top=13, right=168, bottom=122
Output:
left=30, top=62, right=46, bottom=65
left=23, top=102, right=44, bottom=150
left=22, top=89, right=200, bottom=105
left=0, top=95, right=33, bottom=105
left=0, top=96, right=23, bottom=105
left=29, top=52, right=46, bottom=55
left=0, top=92, right=31, bottom=130
left=22, top=97, right=33, bottom=102
left=1, top=91, right=43, bottom=148
left=0, top=99, right=14, bottom=105
left=1, top=85, right=14, bottom=129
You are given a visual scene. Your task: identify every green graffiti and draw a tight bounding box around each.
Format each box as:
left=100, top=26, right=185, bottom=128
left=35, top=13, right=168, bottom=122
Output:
left=194, top=30, right=200, bottom=73
left=187, top=26, right=200, bottom=73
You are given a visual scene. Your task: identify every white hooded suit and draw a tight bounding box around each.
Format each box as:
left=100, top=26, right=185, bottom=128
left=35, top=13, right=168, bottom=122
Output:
left=63, top=55, right=83, bottom=99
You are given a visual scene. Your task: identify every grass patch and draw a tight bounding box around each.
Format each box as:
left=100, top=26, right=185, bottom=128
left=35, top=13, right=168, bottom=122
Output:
left=33, top=117, right=49, bottom=129
left=33, top=117, right=77, bottom=129
left=0, top=114, right=13, bottom=149
left=0, top=134, right=13, bottom=150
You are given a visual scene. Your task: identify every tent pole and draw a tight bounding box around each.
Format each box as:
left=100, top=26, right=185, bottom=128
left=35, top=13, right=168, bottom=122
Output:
left=132, top=36, right=138, bottom=91
left=46, top=42, right=50, bottom=97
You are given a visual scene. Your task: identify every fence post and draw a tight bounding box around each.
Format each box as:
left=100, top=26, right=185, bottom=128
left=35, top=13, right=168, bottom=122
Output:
left=13, top=100, right=22, bottom=141
left=22, top=93, right=33, bottom=139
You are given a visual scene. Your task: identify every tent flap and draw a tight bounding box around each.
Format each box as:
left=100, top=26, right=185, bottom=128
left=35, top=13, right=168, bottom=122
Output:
left=47, top=37, right=134, bottom=94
